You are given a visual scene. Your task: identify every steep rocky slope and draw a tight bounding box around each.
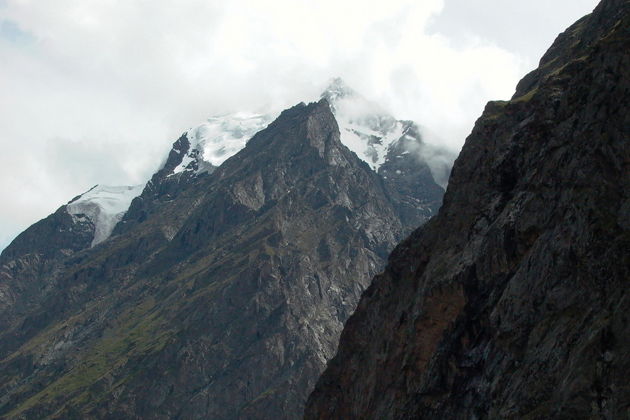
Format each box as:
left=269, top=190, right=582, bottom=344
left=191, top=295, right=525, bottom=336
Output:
left=0, top=204, right=94, bottom=332
left=306, top=0, right=630, bottom=418
left=0, top=99, right=441, bottom=419
left=0, top=184, right=141, bottom=333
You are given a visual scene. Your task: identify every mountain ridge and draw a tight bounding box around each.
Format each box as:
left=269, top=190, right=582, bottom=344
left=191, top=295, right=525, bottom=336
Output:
left=116, top=79, right=448, bottom=239
left=0, top=98, right=443, bottom=419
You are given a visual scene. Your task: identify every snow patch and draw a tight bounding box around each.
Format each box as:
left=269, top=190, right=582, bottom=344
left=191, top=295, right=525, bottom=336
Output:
left=173, top=112, right=274, bottom=174
left=322, top=78, right=408, bottom=171
left=67, top=184, right=144, bottom=246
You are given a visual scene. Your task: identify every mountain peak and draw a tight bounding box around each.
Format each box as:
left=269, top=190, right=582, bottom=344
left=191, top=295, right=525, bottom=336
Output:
left=172, top=112, right=275, bottom=177
left=319, top=79, right=419, bottom=171
left=144, top=76, right=452, bottom=185
left=157, top=78, right=431, bottom=177
left=320, top=77, right=357, bottom=103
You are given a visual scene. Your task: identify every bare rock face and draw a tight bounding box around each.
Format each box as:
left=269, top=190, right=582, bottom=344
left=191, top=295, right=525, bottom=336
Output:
left=305, top=1, right=630, bottom=418
left=0, top=100, right=440, bottom=419
left=113, top=133, right=208, bottom=236
left=0, top=206, right=94, bottom=335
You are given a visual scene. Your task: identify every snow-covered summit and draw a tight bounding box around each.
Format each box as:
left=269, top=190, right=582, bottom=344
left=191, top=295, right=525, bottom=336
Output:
left=172, top=112, right=275, bottom=175
left=321, top=77, right=358, bottom=107
left=164, top=78, right=431, bottom=177
left=66, top=184, right=144, bottom=246
left=320, top=78, right=415, bottom=171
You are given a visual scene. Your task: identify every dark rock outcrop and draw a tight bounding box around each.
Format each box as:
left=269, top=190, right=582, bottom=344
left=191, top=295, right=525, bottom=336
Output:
left=305, top=1, right=630, bottom=418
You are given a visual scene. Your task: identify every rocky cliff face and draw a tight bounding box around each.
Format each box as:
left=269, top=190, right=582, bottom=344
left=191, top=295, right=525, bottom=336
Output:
left=306, top=0, right=630, bottom=418
left=0, top=98, right=442, bottom=419
left=0, top=205, right=94, bottom=332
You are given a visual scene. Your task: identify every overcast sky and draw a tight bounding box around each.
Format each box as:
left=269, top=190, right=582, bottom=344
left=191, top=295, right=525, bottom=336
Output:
left=0, top=0, right=600, bottom=251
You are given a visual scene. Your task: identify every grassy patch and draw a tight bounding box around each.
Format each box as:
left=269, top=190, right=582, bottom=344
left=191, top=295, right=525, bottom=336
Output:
left=483, top=100, right=509, bottom=121
left=7, top=297, right=172, bottom=418
left=513, top=87, right=539, bottom=103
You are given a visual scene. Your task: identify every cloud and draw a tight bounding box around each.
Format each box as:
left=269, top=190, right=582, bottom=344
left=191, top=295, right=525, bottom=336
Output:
left=0, top=0, right=598, bottom=250
left=0, top=18, right=33, bottom=44
left=428, top=0, right=600, bottom=62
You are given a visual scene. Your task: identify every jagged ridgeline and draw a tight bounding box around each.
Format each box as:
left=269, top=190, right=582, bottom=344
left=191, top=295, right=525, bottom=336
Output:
left=0, top=82, right=449, bottom=418
left=306, top=0, right=630, bottom=418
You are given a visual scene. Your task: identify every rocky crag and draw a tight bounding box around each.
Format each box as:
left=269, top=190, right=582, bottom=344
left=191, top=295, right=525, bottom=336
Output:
left=306, top=0, right=630, bottom=418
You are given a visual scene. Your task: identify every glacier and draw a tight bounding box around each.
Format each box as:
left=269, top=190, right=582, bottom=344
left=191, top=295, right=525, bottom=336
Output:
left=66, top=184, right=144, bottom=246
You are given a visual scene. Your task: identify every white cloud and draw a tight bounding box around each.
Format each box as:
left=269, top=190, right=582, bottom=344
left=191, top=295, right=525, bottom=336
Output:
left=0, top=0, right=599, bottom=250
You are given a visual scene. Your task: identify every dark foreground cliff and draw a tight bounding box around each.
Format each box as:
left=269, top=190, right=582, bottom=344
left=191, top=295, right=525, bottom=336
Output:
left=306, top=0, right=630, bottom=418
